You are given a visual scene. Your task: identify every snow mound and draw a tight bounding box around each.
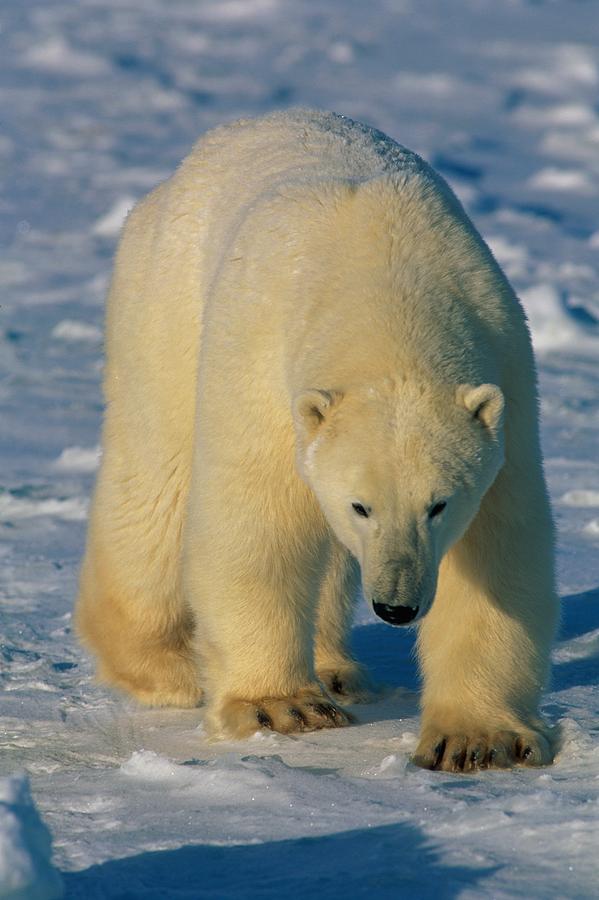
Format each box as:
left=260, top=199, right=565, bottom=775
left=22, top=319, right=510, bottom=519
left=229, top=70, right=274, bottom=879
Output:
left=519, top=283, right=594, bottom=353
left=22, top=36, right=110, bottom=77
left=553, top=628, right=599, bottom=664
left=50, top=321, right=102, bottom=343
left=53, top=446, right=101, bottom=474
left=527, top=167, right=593, bottom=193
left=92, top=197, right=136, bottom=238
left=120, top=750, right=291, bottom=805
left=583, top=518, right=599, bottom=537
left=560, top=490, right=599, bottom=508
left=0, top=775, right=63, bottom=900
left=0, top=494, right=88, bottom=522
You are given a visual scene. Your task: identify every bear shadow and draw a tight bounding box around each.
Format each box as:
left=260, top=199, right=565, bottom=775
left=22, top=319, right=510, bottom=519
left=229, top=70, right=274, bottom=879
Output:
left=351, top=621, right=419, bottom=692
left=346, top=621, right=420, bottom=724
left=550, top=586, right=599, bottom=694
left=63, top=820, right=496, bottom=900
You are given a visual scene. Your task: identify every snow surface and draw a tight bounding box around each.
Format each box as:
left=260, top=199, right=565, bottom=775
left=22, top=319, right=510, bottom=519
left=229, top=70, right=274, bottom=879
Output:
left=1, top=0, right=598, bottom=897
left=0, top=776, right=63, bottom=900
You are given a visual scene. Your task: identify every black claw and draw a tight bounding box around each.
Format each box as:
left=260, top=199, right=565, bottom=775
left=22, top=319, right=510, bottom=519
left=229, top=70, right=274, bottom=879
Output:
left=256, top=709, right=272, bottom=728
left=488, top=746, right=511, bottom=768
left=324, top=706, right=342, bottom=723
left=475, top=748, right=489, bottom=769
left=331, top=674, right=343, bottom=694
left=432, top=740, right=446, bottom=769
left=515, top=736, right=534, bottom=761
left=452, top=748, right=467, bottom=771
left=309, top=701, right=348, bottom=726
left=288, top=707, right=306, bottom=726
left=310, top=702, right=334, bottom=718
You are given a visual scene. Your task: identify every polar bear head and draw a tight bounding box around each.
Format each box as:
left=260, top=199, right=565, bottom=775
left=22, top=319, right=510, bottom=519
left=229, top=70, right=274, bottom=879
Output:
left=293, top=381, right=505, bottom=625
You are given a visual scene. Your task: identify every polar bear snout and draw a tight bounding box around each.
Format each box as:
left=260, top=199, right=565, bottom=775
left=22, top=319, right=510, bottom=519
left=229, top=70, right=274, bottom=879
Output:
left=366, top=550, right=436, bottom=626
left=373, top=601, right=419, bottom=626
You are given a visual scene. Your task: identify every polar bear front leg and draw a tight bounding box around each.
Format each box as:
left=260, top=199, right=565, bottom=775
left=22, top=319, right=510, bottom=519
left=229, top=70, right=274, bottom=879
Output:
left=314, top=539, right=377, bottom=705
left=414, top=481, right=559, bottom=772
left=183, top=467, right=353, bottom=739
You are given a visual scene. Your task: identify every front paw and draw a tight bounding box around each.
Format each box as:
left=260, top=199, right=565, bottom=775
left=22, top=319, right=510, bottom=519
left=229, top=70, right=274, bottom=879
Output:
left=215, top=686, right=354, bottom=739
left=413, top=723, right=553, bottom=772
left=317, top=661, right=378, bottom=705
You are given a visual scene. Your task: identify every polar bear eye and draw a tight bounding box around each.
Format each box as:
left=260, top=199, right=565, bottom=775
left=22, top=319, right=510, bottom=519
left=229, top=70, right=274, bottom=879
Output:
left=352, top=502, right=370, bottom=518
left=428, top=501, right=447, bottom=519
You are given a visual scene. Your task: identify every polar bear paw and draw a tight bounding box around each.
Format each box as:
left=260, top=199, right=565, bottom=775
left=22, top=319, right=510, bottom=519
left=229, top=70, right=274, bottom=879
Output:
left=316, top=661, right=379, bottom=705
left=413, top=725, right=553, bottom=772
left=216, top=687, right=354, bottom=738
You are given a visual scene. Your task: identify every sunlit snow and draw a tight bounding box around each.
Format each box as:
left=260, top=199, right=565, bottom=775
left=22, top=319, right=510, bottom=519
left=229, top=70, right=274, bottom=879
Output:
left=1, top=1, right=598, bottom=897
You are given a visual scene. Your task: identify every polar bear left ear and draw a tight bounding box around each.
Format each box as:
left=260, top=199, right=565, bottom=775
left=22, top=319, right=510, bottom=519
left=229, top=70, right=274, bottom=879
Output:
left=456, top=384, right=504, bottom=433
left=293, top=389, right=343, bottom=438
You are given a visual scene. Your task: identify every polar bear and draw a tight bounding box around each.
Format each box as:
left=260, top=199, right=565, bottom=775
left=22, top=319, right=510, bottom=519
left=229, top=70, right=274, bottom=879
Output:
left=76, top=109, right=559, bottom=771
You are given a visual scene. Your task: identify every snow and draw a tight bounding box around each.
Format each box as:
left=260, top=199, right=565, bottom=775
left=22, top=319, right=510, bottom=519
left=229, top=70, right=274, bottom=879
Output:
left=518, top=284, right=591, bottom=353
left=527, top=167, right=593, bottom=193
left=560, top=490, right=599, bottom=508
left=91, top=198, right=136, bottom=239
left=1, top=0, right=599, bottom=897
left=52, top=447, right=101, bottom=475
left=22, top=37, right=112, bottom=79
left=0, top=494, right=88, bottom=522
left=50, top=321, right=103, bottom=343
left=0, top=776, right=63, bottom=900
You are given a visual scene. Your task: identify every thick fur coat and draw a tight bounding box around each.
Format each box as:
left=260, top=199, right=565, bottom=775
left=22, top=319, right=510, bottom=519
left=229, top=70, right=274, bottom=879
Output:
left=77, top=110, right=559, bottom=770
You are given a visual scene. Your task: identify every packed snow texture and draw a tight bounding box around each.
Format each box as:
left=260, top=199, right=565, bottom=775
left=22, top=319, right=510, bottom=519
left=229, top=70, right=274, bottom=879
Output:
left=1, top=0, right=598, bottom=897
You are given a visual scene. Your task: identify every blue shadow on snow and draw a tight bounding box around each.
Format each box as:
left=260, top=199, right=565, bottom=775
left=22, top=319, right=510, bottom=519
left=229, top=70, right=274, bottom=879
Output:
left=63, top=820, right=495, bottom=900
left=351, top=620, right=420, bottom=693
left=551, top=586, right=599, bottom=693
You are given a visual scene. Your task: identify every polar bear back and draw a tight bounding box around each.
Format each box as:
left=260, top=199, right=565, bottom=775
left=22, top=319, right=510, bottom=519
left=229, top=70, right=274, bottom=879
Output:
left=171, top=109, right=440, bottom=300
left=104, top=110, right=530, bottom=462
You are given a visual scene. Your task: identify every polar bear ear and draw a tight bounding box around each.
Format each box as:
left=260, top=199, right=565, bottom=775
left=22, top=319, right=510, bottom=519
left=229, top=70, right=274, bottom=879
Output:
left=293, top=389, right=343, bottom=437
left=456, top=384, right=504, bottom=433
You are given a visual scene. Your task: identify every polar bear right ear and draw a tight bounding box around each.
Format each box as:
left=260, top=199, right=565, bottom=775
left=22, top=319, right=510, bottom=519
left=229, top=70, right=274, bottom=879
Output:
left=456, top=383, right=504, bottom=433
left=293, top=389, right=343, bottom=438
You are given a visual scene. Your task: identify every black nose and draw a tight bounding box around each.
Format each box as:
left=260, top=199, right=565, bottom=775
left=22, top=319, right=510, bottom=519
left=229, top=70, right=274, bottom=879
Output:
left=373, top=602, right=419, bottom=625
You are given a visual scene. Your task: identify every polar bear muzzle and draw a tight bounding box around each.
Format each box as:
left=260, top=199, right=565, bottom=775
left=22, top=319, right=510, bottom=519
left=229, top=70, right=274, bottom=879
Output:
left=373, top=601, right=419, bottom=625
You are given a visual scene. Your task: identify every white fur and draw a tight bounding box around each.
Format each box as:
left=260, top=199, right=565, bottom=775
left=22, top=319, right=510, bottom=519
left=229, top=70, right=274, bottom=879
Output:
left=76, top=110, right=559, bottom=768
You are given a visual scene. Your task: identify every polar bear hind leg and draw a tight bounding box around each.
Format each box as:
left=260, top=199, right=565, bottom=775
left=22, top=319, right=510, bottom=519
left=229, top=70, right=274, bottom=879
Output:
left=76, top=185, right=202, bottom=709
left=76, top=455, right=202, bottom=709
